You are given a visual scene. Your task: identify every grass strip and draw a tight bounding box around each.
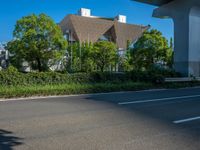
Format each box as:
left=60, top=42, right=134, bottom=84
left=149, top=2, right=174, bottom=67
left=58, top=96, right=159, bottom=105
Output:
left=0, top=82, right=153, bottom=98
left=1, top=81, right=200, bottom=99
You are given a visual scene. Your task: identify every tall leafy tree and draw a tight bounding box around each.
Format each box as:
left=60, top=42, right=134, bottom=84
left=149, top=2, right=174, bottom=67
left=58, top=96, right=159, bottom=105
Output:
left=132, top=29, right=173, bottom=70
left=118, top=40, right=133, bottom=71
left=67, top=42, right=94, bottom=72
left=6, top=14, right=67, bottom=72
left=81, top=42, right=94, bottom=72
left=67, top=42, right=80, bottom=72
left=92, top=41, right=118, bottom=72
left=167, top=37, right=174, bottom=68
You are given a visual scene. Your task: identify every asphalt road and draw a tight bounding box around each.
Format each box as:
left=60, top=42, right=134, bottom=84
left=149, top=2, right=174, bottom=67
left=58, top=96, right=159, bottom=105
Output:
left=1, top=87, right=200, bottom=150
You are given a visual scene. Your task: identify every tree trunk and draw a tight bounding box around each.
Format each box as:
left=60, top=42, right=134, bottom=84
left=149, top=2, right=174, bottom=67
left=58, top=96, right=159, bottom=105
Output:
left=100, top=65, right=104, bottom=72
left=37, top=58, right=42, bottom=72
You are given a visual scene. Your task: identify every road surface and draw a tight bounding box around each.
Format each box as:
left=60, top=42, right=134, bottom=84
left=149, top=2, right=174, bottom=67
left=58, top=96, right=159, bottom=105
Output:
left=1, top=87, right=200, bottom=150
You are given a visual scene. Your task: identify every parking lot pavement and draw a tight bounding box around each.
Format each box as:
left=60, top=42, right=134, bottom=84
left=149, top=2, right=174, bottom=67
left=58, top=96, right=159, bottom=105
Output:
left=1, top=87, right=200, bottom=150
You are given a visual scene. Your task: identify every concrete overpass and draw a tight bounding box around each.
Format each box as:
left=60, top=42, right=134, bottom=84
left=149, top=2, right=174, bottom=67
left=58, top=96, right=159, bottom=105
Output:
left=135, top=0, right=200, bottom=77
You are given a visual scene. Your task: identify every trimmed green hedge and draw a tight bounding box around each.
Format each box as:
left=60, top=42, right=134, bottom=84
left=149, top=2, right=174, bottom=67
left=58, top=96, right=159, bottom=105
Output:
left=0, top=66, right=180, bottom=86
left=0, top=68, right=70, bottom=86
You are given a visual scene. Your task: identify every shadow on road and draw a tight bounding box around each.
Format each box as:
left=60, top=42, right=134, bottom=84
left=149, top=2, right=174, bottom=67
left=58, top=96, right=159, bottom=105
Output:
left=0, top=129, right=23, bottom=150
left=85, top=91, right=200, bottom=137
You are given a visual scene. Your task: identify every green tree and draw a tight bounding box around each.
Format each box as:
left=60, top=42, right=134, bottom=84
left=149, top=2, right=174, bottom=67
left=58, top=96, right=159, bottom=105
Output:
left=92, top=41, right=118, bottom=72
left=67, top=42, right=94, bottom=72
left=6, top=14, right=67, bottom=72
left=67, top=42, right=80, bottom=72
left=118, top=40, right=133, bottom=71
left=118, top=50, right=133, bottom=71
left=132, top=29, right=172, bottom=70
left=166, top=37, right=174, bottom=68
left=81, top=42, right=95, bottom=72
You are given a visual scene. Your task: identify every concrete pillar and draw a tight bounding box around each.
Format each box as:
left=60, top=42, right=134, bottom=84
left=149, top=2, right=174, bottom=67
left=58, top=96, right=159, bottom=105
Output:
left=153, top=0, right=200, bottom=77
left=188, top=7, right=200, bottom=76
left=173, top=14, right=189, bottom=76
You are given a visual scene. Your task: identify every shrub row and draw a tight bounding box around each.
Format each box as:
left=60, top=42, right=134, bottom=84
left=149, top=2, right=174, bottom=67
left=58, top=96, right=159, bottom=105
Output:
left=126, top=68, right=181, bottom=84
left=0, top=68, right=70, bottom=86
left=0, top=66, right=180, bottom=86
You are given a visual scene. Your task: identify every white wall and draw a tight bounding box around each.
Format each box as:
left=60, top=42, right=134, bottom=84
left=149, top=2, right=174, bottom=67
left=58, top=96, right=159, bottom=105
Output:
left=78, top=8, right=91, bottom=17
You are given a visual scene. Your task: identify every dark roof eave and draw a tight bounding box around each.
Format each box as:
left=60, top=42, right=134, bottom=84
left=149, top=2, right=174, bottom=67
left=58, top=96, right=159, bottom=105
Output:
left=133, top=0, right=173, bottom=6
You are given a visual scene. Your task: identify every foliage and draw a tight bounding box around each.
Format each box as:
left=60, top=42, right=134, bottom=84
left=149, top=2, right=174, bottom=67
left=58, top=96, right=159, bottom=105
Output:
left=131, top=29, right=173, bottom=70
left=118, top=43, right=133, bottom=72
left=167, top=37, right=174, bottom=68
left=81, top=42, right=96, bottom=72
left=0, top=66, right=25, bottom=86
left=0, top=65, right=180, bottom=87
left=126, top=67, right=181, bottom=84
left=67, top=41, right=118, bottom=73
left=89, top=72, right=128, bottom=83
left=6, top=14, right=67, bottom=72
left=0, top=67, right=69, bottom=86
left=67, top=42, right=94, bottom=72
left=91, top=41, right=118, bottom=72
left=0, top=66, right=186, bottom=99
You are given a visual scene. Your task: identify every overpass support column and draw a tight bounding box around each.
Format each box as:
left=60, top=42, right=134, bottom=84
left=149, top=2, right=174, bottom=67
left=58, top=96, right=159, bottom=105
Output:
left=188, top=7, right=200, bottom=77
left=153, top=1, right=200, bottom=77
left=173, top=15, right=190, bottom=76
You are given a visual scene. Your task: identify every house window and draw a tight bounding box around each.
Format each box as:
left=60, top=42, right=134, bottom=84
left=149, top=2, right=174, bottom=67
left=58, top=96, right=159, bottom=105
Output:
left=118, top=48, right=125, bottom=56
left=98, top=34, right=112, bottom=42
left=64, top=34, right=70, bottom=41
left=98, top=35, right=109, bottom=41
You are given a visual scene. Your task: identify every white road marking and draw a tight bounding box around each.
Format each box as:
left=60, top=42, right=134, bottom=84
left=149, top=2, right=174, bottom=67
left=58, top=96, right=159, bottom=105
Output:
left=118, top=94, right=200, bottom=105
left=173, top=116, right=200, bottom=124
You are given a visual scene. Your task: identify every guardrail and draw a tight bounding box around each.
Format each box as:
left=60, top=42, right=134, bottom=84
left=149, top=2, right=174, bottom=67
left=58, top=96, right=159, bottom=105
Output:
left=165, top=77, right=200, bottom=82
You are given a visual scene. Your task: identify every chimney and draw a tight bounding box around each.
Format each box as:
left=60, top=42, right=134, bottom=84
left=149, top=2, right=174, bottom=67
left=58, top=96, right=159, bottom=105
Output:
left=78, top=8, right=91, bottom=17
left=116, top=15, right=127, bottom=23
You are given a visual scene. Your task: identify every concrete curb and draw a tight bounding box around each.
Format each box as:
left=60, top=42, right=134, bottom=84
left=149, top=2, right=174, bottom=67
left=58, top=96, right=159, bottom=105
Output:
left=0, top=89, right=167, bottom=102
left=1, top=86, right=200, bottom=102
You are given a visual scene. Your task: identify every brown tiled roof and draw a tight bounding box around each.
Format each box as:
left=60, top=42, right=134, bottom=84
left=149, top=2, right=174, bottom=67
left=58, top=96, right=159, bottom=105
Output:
left=114, top=22, right=148, bottom=49
left=59, top=14, right=149, bottom=49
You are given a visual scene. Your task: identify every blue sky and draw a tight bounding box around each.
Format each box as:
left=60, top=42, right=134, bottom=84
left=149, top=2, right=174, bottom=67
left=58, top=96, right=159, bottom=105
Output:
left=0, top=0, right=173, bottom=42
